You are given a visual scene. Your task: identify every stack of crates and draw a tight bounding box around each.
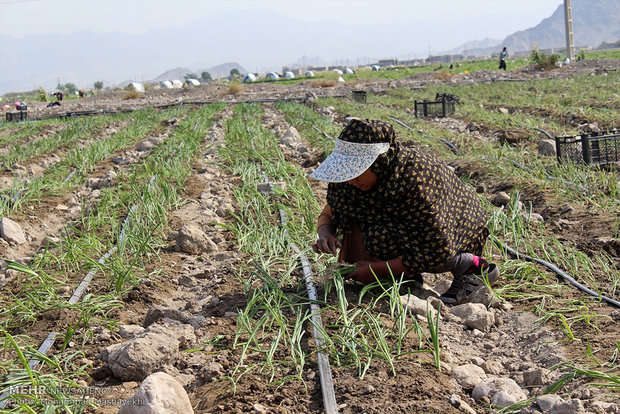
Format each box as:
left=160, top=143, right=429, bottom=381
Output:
left=555, top=131, right=620, bottom=166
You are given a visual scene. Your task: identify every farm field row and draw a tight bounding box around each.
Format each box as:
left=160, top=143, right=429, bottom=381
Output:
left=0, top=59, right=617, bottom=413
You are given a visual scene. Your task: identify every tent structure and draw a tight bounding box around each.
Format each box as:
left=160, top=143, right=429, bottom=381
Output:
left=333, top=69, right=343, bottom=75
left=371, top=65, right=381, bottom=71
left=284, top=71, right=295, bottom=79
left=184, top=79, right=200, bottom=87
left=242, top=73, right=257, bottom=83
left=344, top=68, right=354, bottom=74
left=305, top=71, right=315, bottom=77
left=160, top=80, right=173, bottom=89
left=266, top=72, right=279, bottom=80
left=171, top=79, right=183, bottom=88
left=128, top=82, right=145, bottom=93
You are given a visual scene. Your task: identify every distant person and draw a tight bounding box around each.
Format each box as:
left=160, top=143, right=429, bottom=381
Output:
left=52, top=91, right=64, bottom=101
left=79, top=89, right=86, bottom=98
left=499, top=47, right=508, bottom=70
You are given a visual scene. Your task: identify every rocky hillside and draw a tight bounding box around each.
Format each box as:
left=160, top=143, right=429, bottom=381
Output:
left=462, top=0, right=620, bottom=56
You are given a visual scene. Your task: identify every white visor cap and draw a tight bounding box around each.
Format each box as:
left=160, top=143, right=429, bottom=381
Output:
left=309, top=138, right=390, bottom=182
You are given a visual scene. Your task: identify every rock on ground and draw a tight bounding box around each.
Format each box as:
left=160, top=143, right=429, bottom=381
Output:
left=0, top=217, right=26, bottom=245
left=118, top=372, right=194, bottom=414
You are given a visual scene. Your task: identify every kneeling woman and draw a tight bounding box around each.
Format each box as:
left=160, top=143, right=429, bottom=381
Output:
left=309, top=119, right=498, bottom=304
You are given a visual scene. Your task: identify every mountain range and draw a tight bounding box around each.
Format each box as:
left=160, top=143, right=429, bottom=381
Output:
left=0, top=0, right=618, bottom=95
left=442, top=0, right=619, bottom=56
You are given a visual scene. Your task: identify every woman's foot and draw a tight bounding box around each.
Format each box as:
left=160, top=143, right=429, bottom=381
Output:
left=440, top=259, right=500, bottom=305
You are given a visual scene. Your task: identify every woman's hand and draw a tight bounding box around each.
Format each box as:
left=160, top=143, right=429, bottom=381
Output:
left=346, top=257, right=408, bottom=284
left=311, top=232, right=342, bottom=256
left=347, top=260, right=383, bottom=284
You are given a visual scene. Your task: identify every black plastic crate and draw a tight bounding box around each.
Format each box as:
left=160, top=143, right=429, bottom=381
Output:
left=414, top=96, right=456, bottom=118
left=555, top=132, right=620, bottom=166
left=352, top=90, right=367, bottom=103
left=6, top=111, right=28, bottom=122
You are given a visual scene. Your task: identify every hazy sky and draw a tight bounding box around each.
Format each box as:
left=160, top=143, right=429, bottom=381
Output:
left=2, top=0, right=563, bottom=40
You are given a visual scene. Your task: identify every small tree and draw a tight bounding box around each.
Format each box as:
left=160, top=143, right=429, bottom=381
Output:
left=229, top=68, right=240, bottom=78
left=94, top=81, right=103, bottom=90
left=201, top=71, right=212, bottom=82
left=56, top=82, right=64, bottom=91
left=529, top=47, right=560, bottom=70
left=64, top=83, right=78, bottom=94
left=184, top=73, right=198, bottom=80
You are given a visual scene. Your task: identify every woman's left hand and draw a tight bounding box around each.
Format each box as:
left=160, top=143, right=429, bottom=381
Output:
left=347, top=260, right=384, bottom=284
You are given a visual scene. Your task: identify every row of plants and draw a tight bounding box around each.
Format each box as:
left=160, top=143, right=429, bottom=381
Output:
left=215, top=103, right=444, bottom=401
left=277, top=98, right=620, bottom=402
left=0, top=103, right=225, bottom=412
left=0, top=108, right=186, bottom=217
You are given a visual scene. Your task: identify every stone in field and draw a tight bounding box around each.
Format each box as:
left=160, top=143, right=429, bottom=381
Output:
left=0, top=217, right=26, bottom=245
left=118, top=372, right=193, bottom=414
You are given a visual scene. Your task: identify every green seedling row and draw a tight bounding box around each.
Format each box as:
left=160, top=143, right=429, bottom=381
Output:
left=0, top=103, right=225, bottom=412
left=216, top=103, right=444, bottom=397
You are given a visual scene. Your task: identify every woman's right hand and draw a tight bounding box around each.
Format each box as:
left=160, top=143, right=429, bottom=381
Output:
left=311, top=232, right=342, bottom=256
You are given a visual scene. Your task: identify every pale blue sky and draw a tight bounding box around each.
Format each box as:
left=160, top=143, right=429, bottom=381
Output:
left=1, top=0, right=563, bottom=39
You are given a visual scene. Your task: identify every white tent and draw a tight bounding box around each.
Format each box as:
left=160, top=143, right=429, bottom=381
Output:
left=267, top=72, right=279, bottom=80
left=242, top=73, right=257, bottom=83
left=344, top=67, right=354, bottom=74
left=128, top=82, right=145, bottom=93
left=371, top=65, right=381, bottom=71
left=171, top=79, right=183, bottom=88
left=160, top=80, right=173, bottom=89
left=333, top=69, right=343, bottom=75
left=184, top=79, right=200, bottom=87
left=284, top=71, right=295, bottom=79
left=305, top=71, right=315, bottom=77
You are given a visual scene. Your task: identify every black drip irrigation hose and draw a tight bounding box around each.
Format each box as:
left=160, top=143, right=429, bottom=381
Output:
left=15, top=94, right=349, bottom=122
left=279, top=210, right=338, bottom=414
left=494, top=238, right=620, bottom=308
left=389, top=116, right=461, bottom=155
left=313, top=125, right=335, bottom=141
left=535, top=127, right=554, bottom=140
left=499, top=156, right=589, bottom=194
left=261, top=175, right=338, bottom=414
left=389, top=117, right=589, bottom=194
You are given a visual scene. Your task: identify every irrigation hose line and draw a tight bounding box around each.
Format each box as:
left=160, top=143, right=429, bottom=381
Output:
left=390, top=117, right=589, bottom=193
left=261, top=177, right=338, bottom=414
left=13, top=94, right=349, bottom=122
left=389, top=116, right=461, bottom=155
left=0, top=176, right=154, bottom=409
left=494, top=238, right=620, bottom=308
left=278, top=209, right=338, bottom=414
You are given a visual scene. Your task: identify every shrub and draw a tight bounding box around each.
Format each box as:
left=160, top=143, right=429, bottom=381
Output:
left=311, top=79, right=337, bottom=88
left=123, top=90, right=143, bottom=100
left=38, top=86, right=48, bottom=102
left=435, top=69, right=453, bottom=80
left=578, top=49, right=586, bottom=61
left=225, top=83, right=243, bottom=95
left=530, top=47, right=560, bottom=70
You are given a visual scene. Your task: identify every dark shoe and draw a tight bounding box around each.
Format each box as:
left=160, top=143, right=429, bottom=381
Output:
left=439, top=262, right=500, bottom=305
